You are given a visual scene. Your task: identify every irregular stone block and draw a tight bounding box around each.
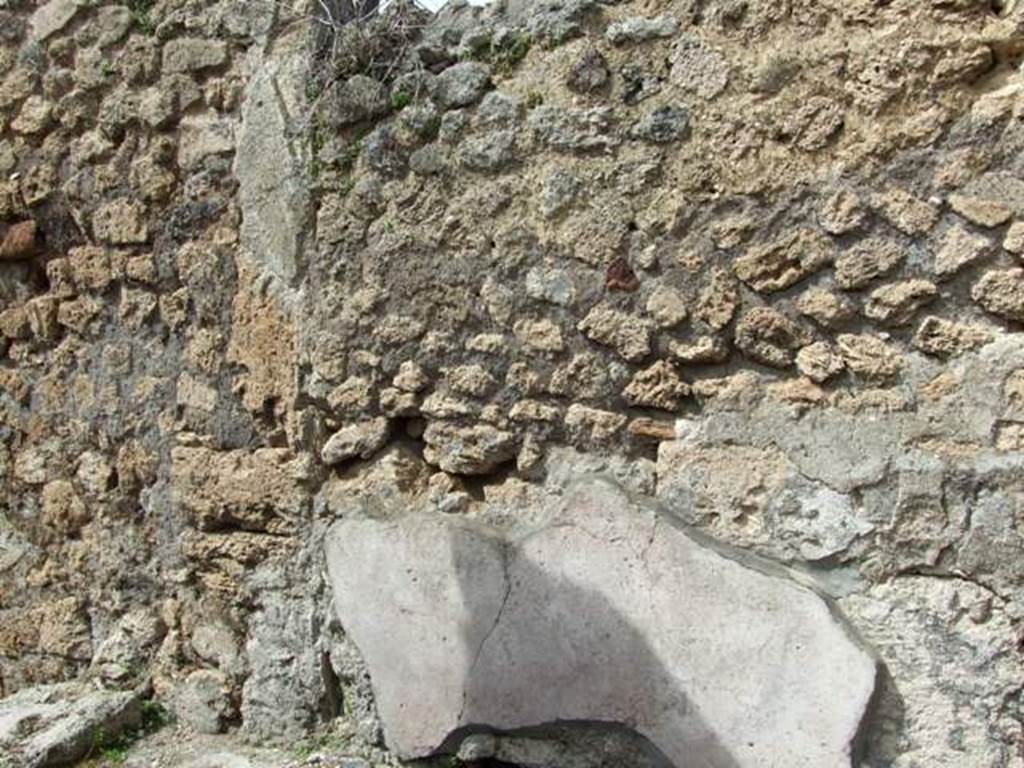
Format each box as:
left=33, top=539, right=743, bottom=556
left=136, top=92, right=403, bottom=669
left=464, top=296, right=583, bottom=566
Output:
left=170, top=447, right=313, bottom=532
left=606, top=16, right=679, bottom=44
left=0, top=683, right=143, bottom=768
left=325, top=480, right=877, bottom=768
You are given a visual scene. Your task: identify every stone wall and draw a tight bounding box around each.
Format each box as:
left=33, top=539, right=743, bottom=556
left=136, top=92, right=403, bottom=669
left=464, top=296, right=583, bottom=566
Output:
left=1, top=0, right=1023, bottom=765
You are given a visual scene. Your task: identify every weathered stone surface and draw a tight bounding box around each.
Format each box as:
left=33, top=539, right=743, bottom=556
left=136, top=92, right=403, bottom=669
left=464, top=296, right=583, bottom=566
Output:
left=864, top=279, right=937, bottom=325
left=321, top=418, right=391, bottom=465
left=735, top=307, right=810, bottom=368
left=670, top=38, right=729, bottom=99
left=171, top=670, right=234, bottom=735
left=796, top=287, right=857, bottom=327
left=162, top=39, right=228, bottom=73
left=630, top=105, right=690, bottom=143
left=871, top=188, right=939, bottom=236
left=796, top=341, right=845, bottom=383
left=577, top=306, right=652, bottom=362
left=322, top=75, right=388, bottom=127
left=422, top=422, right=517, bottom=475
left=818, top=190, right=865, bottom=235
left=92, top=199, right=148, bottom=245
left=835, top=238, right=904, bottom=290
left=430, top=62, right=491, bottom=110
left=972, top=268, right=1024, bottom=322
left=0, top=221, right=37, bottom=261
left=670, top=335, right=730, bottom=364
left=622, top=360, right=690, bottom=410
left=325, top=480, right=876, bottom=767
left=29, top=0, right=78, bottom=42
left=0, top=683, right=143, bottom=768
left=837, top=333, right=902, bottom=383
left=564, top=405, right=627, bottom=443
left=529, top=106, right=618, bottom=152
left=645, top=285, right=688, bottom=328
left=934, top=225, right=991, bottom=278
left=606, top=16, right=679, bottom=44
left=566, top=49, right=610, bottom=93
left=913, top=315, right=993, bottom=356
left=734, top=229, right=833, bottom=293
left=235, top=53, right=309, bottom=285
left=170, top=447, right=313, bottom=532
left=949, top=193, right=1013, bottom=228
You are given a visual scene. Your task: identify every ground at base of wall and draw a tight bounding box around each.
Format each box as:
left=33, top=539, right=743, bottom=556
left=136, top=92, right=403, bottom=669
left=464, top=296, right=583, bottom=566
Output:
left=81, top=727, right=357, bottom=768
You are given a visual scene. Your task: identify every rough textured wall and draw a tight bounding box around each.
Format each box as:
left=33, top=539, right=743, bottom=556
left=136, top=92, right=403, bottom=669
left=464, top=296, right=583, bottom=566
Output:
left=1, top=0, right=1023, bottom=765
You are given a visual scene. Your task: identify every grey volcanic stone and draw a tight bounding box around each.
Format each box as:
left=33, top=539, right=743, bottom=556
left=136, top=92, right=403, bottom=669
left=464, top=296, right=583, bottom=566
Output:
left=430, top=62, right=491, bottom=110
left=631, top=105, right=691, bottom=143
left=325, top=480, right=876, bottom=768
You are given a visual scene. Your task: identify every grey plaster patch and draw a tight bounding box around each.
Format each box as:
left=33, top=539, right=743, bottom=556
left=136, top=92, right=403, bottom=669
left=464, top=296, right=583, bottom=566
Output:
left=325, top=479, right=876, bottom=767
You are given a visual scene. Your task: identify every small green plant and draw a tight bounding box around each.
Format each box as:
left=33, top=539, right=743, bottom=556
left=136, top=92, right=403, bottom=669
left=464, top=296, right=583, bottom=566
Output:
left=291, top=729, right=353, bottom=759
left=493, top=32, right=532, bottom=74
left=390, top=89, right=413, bottom=111
left=524, top=90, right=545, bottom=109
left=101, top=61, right=117, bottom=79
left=127, top=0, right=156, bottom=35
left=423, top=115, right=442, bottom=141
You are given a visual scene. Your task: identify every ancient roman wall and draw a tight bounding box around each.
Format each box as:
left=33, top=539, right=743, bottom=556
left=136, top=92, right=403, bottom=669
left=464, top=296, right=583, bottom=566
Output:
left=1, top=0, right=1023, bottom=765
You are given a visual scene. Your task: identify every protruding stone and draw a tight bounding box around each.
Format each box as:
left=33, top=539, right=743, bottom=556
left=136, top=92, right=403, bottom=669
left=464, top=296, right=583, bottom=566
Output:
left=92, top=199, right=148, bottom=245
left=972, top=268, right=1024, bottom=322
left=646, top=285, right=688, bottom=328
left=29, top=0, right=79, bottom=42
left=630, top=105, right=691, bottom=143
left=735, top=308, right=810, bottom=369
left=322, top=418, right=391, bottom=465
left=1003, top=221, right=1024, bottom=254
left=0, top=221, right=37, bottom=261
left=949, top=194, right=1013, bottom=228
left=567, top=49, right=610, bottom=93
left=934, top=225, right=991, bottom=279
left=606, top=16, right=680, bottom=44
left=514, top=318, right=565, bottom=353
left=564, top=405, right=627, bottom=443
left=623, top=361, right=690, bottom=411
left=864, top=279, right=937, bottom=325
left=670, top=335, right=730, bottom=364
left=734, top=230, right=833, bottom=294
left=578, top=306, right=652, bottom=362
left=835, top=238, right=904, bottom=290
left=422, top=422, right=517, bottom=475
left=837, top=333, right=902, bottom=383
left=796, top=342, right=845, bottom=383
left=796, top=287, right=857, bottom=327
left=430, top=62, right=491, bottom=110
left=0, top=684, right=143, bottom=767
left=818, top=190, right=866, bottom=235
left=912, top=316, right=994, bottom=357
left=872, top=188, right=939, bottom=236
left=324, top=480, right=877, bottom=767
left=162, top=39, right=229, bottom=73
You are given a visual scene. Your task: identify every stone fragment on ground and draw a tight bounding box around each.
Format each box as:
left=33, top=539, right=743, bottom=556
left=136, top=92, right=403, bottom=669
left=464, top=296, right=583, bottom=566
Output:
left=0, top=683, right=143, bottom=768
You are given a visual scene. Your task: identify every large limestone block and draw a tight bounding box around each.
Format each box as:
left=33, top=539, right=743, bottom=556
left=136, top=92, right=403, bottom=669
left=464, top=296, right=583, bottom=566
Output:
left=325, top=480, right=876, bottom=768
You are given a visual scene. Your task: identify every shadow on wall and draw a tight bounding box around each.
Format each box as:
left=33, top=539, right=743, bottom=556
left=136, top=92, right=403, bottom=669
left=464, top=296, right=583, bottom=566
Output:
left=446, top=531, right=743, bottom=768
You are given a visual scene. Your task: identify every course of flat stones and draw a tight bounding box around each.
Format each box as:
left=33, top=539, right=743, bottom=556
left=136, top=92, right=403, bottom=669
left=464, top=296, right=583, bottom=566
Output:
left=0, top=0, right=1023, bottom=766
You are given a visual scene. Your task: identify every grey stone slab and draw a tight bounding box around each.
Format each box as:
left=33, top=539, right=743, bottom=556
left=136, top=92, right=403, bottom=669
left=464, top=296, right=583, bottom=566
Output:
left=325, top=479, right=877, bottom=768
left=0, top=683, right=142, bottom=768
